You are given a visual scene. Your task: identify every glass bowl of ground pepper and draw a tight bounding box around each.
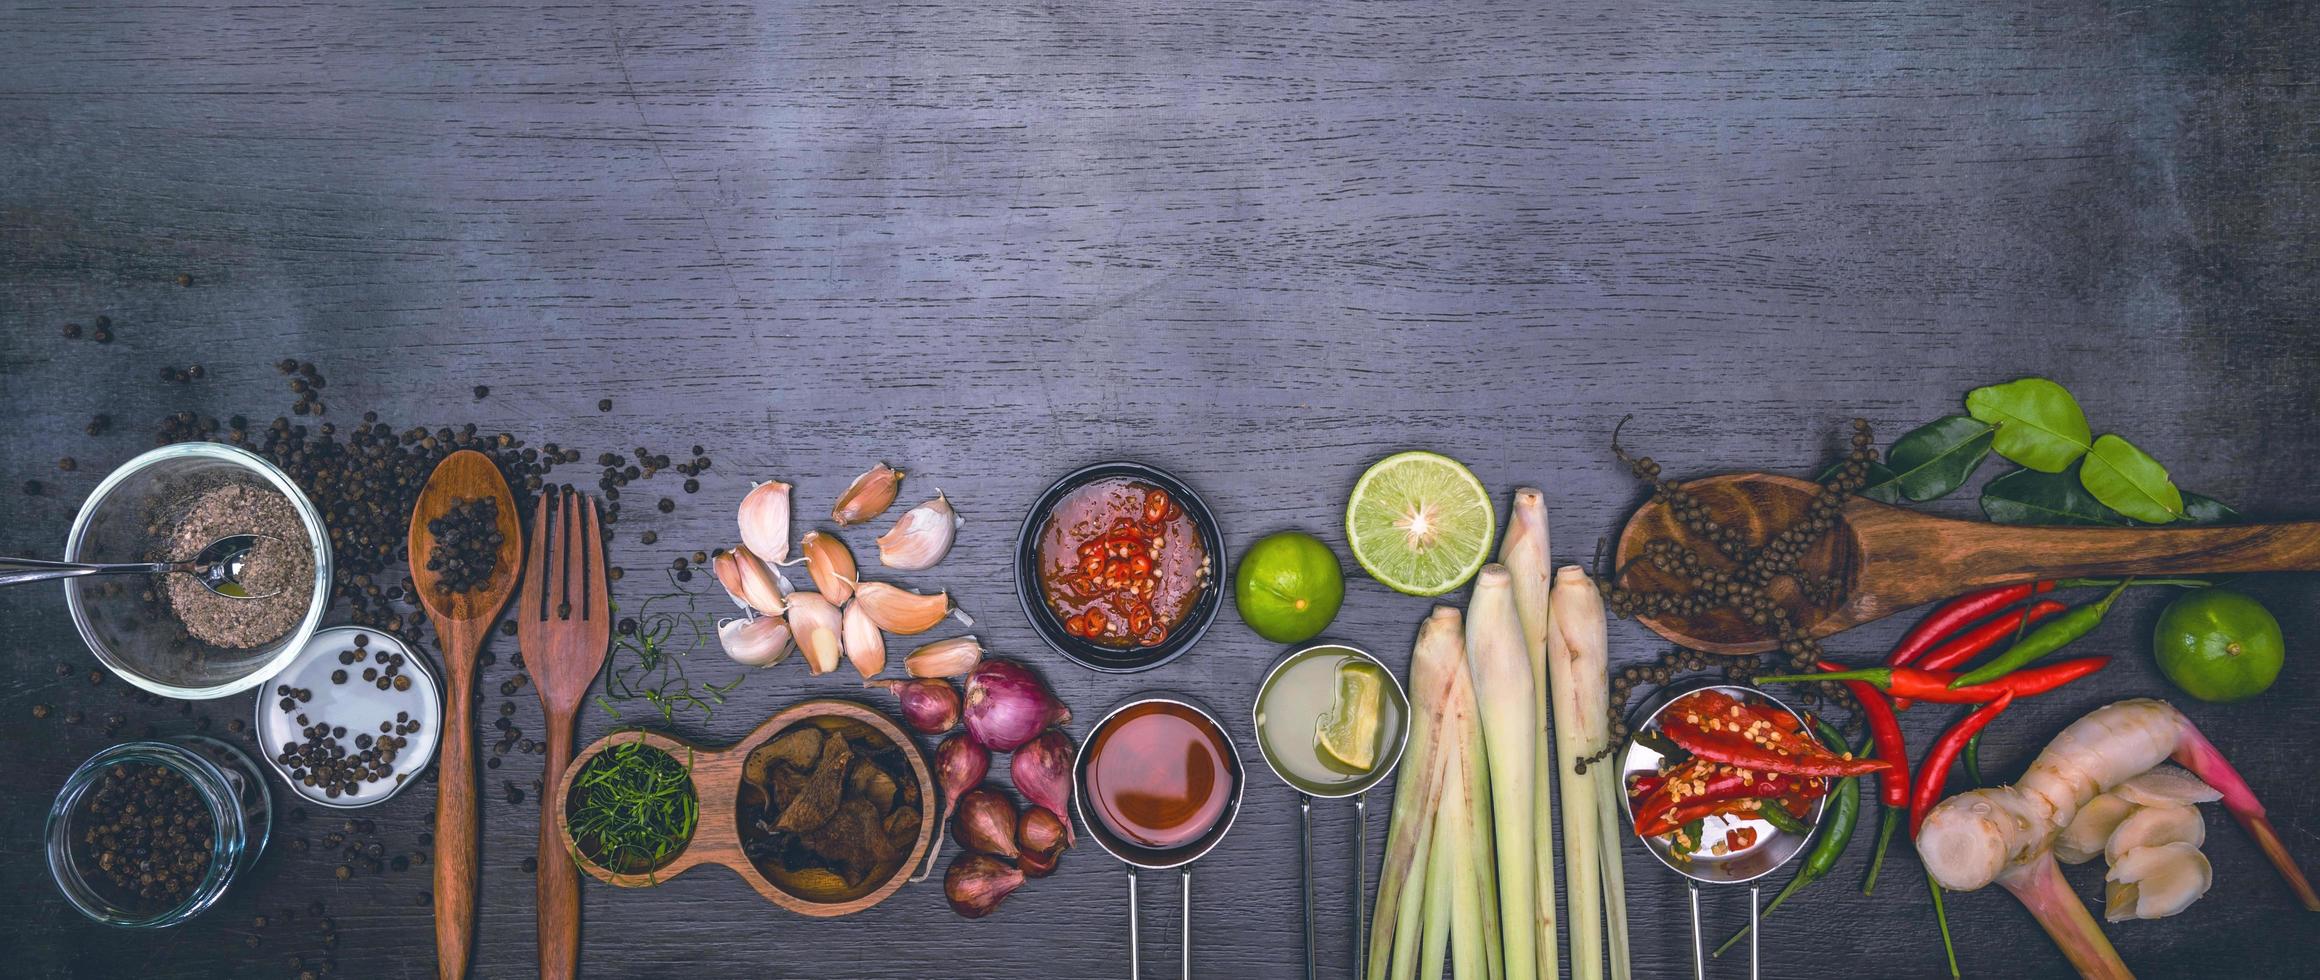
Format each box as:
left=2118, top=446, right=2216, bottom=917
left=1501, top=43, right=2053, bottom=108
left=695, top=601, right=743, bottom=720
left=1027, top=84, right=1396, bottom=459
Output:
left=64, top=443, right=332, bottom=699
left=45, top=736, right=273, bottom=927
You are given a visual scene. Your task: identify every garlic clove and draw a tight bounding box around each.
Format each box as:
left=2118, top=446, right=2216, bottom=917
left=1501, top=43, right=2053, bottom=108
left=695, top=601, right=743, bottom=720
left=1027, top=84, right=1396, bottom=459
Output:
left=723, top=545, right=788, bottom=617
left=832, top=462, right=904, bottom=527
left=2057, top=792, right=2137, bottom=865
left=787, top=592, right=845, bottom=675
left=2104, top=803, right=2205, bottom=867
left=800, top=530, right=858, bottom=606
left=712, top=548, right=751, bottom=611
left=877, top=491, right=962, bottom=571
left=719, top=615, right=793, bottom=668
left=2112, top=764, right=2222, bottom=808
left=738, top=480, right=795, bottom=563
left=904, top=635, right=983, bottom=678
left=2105, top=841, right=2211, bottom=921
left=842, top=600, right=887, bottom=679
left=853, top=580, right=953, bottom=635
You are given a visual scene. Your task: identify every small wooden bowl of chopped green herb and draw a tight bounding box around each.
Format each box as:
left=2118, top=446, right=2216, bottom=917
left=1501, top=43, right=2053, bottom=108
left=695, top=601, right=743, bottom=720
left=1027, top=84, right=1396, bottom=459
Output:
left=555, top=699, right=936, bottom=917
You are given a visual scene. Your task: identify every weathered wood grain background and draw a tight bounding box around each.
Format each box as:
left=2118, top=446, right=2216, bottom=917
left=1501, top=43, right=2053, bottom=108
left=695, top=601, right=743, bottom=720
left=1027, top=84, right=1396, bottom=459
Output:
left=5, top=0, right=2318, bottom=976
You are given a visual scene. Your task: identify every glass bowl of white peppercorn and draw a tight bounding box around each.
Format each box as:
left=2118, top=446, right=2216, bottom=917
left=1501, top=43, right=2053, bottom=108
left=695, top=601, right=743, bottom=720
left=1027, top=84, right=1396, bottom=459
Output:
left=45, top=735, right=273, bottom=927
left=64, top=442, right=332, bottom=699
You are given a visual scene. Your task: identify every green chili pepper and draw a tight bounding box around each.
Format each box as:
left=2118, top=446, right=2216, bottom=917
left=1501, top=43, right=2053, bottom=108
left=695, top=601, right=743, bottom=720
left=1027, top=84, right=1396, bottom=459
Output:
left=1713, top=721, right=1865, bottom=957
left=1948, top=579, right=2131, bottom=689
left=1756, top=800, right=1813, bottom=836
left=1862, top=806, right=1900, bottom=895
left=1962, top=734, right=1986, bottom=788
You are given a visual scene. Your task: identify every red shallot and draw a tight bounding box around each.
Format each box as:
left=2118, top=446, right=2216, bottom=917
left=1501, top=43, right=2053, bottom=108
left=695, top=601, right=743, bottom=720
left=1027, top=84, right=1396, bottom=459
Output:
left=866, top=677, right=961, bottom=735
left=913, top=733, right=990, bottom=882
left=955, top=786, right=1021, bottom=860
left=963, top=658, right=1071, bottom=752
left=1017, top=806, right=1070, bottom=878
left=1010, top=729, right=1077, bottom=845
left=945, top=852, right=1026, bottom=919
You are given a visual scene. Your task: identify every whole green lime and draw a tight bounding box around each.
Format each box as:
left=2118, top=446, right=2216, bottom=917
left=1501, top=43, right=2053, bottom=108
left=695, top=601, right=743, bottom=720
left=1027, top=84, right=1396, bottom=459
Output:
left=2153, top=588, right=2284, bottom=703
left=1235, top=531, right=1345, bottom=643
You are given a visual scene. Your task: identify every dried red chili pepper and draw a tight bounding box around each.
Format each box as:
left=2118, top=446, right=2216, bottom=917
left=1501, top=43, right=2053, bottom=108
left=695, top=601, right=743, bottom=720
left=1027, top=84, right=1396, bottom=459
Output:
left=1757, top=657, right=2109, bottom=705
left=1631, top=757, right=1826, bottom=837
left=1887, top=581, right=2057, bottom=667
left=1912, top=599, right=2069, bottom=673
left=1910, top=691, right=2017, bottom=836
left=1660, top=691, right=1889, bottom=778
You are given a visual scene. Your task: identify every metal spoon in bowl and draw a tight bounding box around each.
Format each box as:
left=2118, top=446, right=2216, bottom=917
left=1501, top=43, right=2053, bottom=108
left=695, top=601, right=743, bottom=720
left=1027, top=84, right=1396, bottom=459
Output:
left=0, top=533, right=283, bottom=598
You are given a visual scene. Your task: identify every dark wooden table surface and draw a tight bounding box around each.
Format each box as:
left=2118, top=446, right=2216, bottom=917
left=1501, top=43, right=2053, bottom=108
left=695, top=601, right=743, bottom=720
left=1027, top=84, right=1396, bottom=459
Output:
left=6, top=1, right=2319, bottom=977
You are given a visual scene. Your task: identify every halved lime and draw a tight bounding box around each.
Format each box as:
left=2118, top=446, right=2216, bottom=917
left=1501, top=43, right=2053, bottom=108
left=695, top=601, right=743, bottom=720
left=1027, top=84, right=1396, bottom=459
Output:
left=1316, top=660, right=1387, bottom=774
left=1344, top=451, right=1495, bottom=596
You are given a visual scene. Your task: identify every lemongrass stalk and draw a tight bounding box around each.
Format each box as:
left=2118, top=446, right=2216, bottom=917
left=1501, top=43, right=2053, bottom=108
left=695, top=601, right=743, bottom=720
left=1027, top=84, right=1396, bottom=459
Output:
left=1594, top=764, right=1632, bottom=980
left=1466, top=566, right=1539, bottom=980
left=1548, top=566, right=1612, bottom=980
left=1375, top=608, right=1465, bottom=980
left=1439, top=646, right=1490, bottom=980
left=1472, top=755, right=1503, bottom=980
left=1499, top=490, right=1561, bottom=980
left=1420, top=817, right=1452, bottom=980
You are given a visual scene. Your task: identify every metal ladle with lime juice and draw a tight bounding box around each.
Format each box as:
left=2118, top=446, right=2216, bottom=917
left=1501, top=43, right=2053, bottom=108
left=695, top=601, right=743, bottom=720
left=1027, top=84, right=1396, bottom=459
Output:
left=1251, top=642, right=1411, bottom=980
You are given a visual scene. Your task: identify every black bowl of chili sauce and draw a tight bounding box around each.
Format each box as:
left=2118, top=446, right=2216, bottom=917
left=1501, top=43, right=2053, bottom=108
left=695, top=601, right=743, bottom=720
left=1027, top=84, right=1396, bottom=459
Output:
left=1014, top=462, right=1225, bottom=673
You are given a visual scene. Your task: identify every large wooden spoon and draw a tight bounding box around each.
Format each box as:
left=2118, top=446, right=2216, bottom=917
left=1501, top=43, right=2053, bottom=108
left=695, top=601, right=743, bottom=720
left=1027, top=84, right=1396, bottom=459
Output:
left=1616, top=472, right=2320, bottom=654
left=407, top=450, right=523, bottom=980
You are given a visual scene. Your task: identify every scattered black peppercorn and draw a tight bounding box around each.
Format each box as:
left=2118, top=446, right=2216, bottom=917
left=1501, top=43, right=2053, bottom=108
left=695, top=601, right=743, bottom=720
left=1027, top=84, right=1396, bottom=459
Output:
left=472, top=385, right=489, bottom=399
left=597, top=398, right=612, bottom=412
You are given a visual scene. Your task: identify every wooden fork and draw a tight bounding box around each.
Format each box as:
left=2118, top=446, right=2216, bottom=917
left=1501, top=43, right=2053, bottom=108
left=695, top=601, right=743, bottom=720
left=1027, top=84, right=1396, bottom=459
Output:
left=516, top=488, right=611, bottom=980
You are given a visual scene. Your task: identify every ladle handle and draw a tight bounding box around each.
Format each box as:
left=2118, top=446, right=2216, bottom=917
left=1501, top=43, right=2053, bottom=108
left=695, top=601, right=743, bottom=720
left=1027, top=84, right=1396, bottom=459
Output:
left=1748, top=883, right=1762, bottom=980
left=1180, top=867, right=1193, bottom=980
left=1299, top=795, right=1316, bottom=980
left=1867, top=516, right=2320, bottom=604
left=1352, top=793, right=1369, bottom=980
left=0, top=555, right=177, bottom=588
left=1688, top=881, right=1705, bottom=980
left=1127, top=866, right=1142, bottom=980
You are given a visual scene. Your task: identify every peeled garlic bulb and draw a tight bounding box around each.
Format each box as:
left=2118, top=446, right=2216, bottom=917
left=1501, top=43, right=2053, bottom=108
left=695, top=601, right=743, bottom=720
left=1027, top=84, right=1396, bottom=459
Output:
left=2057, top=793, right=2137, bottom=865
left=832, top=463, right=904, bottom=526
left=738, top=480, right=794, bottom=563
left=787, top=593, right=845, bottom=675
left=800, top=531, right=858, bottom=605
left=2105, top=841, right=2212, bottom=921
left=719, top=615, right=793, bottom=668
left=843, top=601, right=887, bottom=679
left=722, top=545, right=788, bottom=617
left=2104, top=803, right=2205, bottom=867
left=852, top=581, right=952, bottom=635
left=903, top=635, right=983, bottom=678
left=877, top=491, right=961, bottom=571
left=2113, top=764, right=2222, bottom=808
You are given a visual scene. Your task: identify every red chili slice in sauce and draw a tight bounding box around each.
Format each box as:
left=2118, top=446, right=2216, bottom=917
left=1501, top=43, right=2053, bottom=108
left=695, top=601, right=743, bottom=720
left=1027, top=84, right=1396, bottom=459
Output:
left=1036, top=478, right=1209, bottom=648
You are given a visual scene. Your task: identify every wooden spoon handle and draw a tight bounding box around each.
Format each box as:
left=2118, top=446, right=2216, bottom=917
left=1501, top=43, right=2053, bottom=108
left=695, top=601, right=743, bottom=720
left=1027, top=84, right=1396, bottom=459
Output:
left=537, top=711, right=579, bottom=980
left=1914, top=520, right=2320, bottom=591
left=434, top=657, right=479, bottom=980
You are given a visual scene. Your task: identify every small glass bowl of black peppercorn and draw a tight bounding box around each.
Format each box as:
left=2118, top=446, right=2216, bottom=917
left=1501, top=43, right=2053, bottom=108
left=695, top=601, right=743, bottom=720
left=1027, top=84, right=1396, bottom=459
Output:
left=46, top=736, right=272, bottom=927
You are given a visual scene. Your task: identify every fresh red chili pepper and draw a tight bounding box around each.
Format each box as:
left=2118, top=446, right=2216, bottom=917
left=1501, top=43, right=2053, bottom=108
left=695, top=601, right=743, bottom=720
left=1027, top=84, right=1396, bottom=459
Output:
left=1758, top=657, right=2109, bottom=704
left=1820, top=661, right=1910, bottom=809
left=1631, top=756, right=1828, bottom=836
left=1910, top=691, right=2016, bottom=836
left=1662, top=703, right=1889, bottom=778
left=1913, top=599, right=2069, bottom=673
left=1626, top=771, right=1666, bottom=799
left=1887, top=581, right=2057, bottom=667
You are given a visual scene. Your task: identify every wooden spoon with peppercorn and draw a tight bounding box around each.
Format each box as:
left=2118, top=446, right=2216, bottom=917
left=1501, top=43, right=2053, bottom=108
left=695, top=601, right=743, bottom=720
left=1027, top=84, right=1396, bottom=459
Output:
left=1615, top=471, right=2320, bottom=655
left=407, top=449, right=523, bottom=980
